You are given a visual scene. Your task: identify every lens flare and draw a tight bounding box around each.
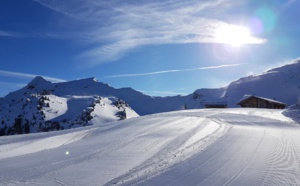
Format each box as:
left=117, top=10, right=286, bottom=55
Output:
left=254, top=8, right=277, bottom=33
left=249, top=17, right=264, bottom=35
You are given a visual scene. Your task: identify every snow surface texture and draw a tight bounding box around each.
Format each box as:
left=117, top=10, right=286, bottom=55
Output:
left=0, top=108, right=300, bottom=185
left=283, top=104, right=300, bottom=124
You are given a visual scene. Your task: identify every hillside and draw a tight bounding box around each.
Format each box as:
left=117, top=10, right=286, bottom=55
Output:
left=223, top=61, right=300, bottom=107
left=129, top=60, right=300, bottom=113
left=0, top=77, right=138, bottom=135
left=1, top=108, right=299, bottom=185
left=194, top=60, right=300, bottom=107
left=1, top=60, right=300, bottom=135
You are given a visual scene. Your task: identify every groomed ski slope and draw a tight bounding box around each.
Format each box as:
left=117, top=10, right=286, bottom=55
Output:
left=0, top=108, right=300, bottom=186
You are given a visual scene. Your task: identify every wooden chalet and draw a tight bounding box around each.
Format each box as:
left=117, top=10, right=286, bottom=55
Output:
left=204, top=101, right=227, bottom=108
left=237, top=95, right=286, bottom=109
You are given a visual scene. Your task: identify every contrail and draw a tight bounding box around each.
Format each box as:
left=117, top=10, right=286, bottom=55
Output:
left=0, top=70, right=65, bottom=82
left=105, top=64, right=243, bottom=78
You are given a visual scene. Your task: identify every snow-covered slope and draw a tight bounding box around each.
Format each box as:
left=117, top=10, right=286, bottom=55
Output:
left=0, top=109, right=299, bottom=185
left=1, top=60, right=300, bottom=136
left=194, top=60, right=300, bottom=107
left=0, top=77, right=138, bottom=135
left=223, top=61, right=300, bottom=107
left=123, top=59, right=300, bottom=114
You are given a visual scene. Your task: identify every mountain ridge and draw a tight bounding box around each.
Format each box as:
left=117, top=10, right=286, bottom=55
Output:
left=0, top=77, right=139, bottom=135
left=1, top=60, right=300, bottom=135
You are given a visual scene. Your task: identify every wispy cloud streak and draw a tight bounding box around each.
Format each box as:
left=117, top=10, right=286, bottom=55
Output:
left=139, top=90, right=188, bottom=96
left=0, top=30, right=19, bottom=37
left=34, top=0, right=266, bottom=65
left=0, top=70, right=65, bottom=82
left=105, top=64, right=243, bottom=78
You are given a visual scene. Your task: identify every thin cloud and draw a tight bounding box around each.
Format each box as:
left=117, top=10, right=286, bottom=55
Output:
left=0, top=30, right=57, bottom=39
left=0, top=70, right=65, bottom=82
left=105, top=64, right=243, bottom=78
left=34, top=0, right=266, bottom=65
left=139, top=90, right=188, bottom=96
left=0, top=30, right=19, bottom=37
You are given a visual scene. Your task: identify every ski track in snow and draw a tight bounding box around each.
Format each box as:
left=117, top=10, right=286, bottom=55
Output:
left=0, top=109, right=300, bottom=186
left=0, top=128, right=94, bottom=160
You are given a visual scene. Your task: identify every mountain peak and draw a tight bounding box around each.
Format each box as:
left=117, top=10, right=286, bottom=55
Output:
left=75, top=77, right=98, bottom=83
left=27, top=76, right=51, bottom=87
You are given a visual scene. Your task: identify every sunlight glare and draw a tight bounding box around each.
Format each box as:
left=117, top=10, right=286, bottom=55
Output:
left=215, top=25, right=252, bottom=47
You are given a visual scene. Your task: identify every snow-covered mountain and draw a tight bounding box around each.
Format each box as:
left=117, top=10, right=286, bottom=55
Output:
left=223, top=61, right=300, bottom=107
left=1, top=60, right=300, bottom=135
left=131, top=60, right=300, bottom=113
left=132, top=60, right=300, bottom=113
left=0, top=77, right=138, bottom=135
left=193, top=60, right=300, bottom=107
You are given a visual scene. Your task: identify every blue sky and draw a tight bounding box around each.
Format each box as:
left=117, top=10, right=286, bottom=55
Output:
left=0, top=0, right=300, bottom=97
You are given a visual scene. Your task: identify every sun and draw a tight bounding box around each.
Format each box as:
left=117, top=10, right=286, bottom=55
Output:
left=214, top=25, right=252, bottom=47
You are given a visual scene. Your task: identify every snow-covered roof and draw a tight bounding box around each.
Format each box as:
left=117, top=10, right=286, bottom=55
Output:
left=237, top=95, right=287, bottom=105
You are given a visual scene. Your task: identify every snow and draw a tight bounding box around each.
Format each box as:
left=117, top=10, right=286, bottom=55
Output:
left=43, top=95, right=68, bottom=120
left=224, top=108, right=295, bottom=123
left=0, top=79, right=139, bottom=135
left=0, top=128, right=94, bottom=159
left=283, top=105, right=300, bottom=124
left=237, top=95, right=287, bottom=105
left=178, top=119, right=221, bottom=150
left=1, top=108, right=300, bottom=185
left=1, top=61, right=300, bottom=184
left=1, top=60, right=300, bottom=136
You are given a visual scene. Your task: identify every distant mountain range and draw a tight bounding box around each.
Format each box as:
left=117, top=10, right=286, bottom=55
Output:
left=1, top=60, right=300, bottom=135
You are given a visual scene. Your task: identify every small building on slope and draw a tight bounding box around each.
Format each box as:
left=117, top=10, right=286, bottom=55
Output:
left=237, top=95, right=286, bottom=109
left=204, top=101, right=227, bottom=108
